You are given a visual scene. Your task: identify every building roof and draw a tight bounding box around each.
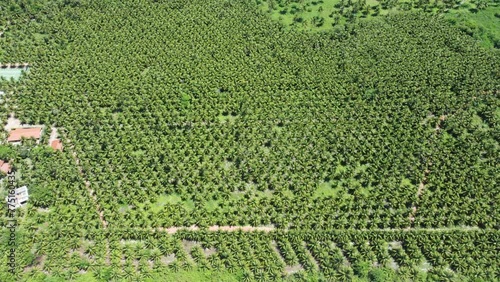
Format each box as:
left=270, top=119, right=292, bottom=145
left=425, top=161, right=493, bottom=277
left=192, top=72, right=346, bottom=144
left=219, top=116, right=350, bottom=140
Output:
left=0, top=160, right=10, bottom=174
left=15, top=186, right=28, bottom=202
left=5, top=186, right=28, bottom=209
left=51, top=139, right=63, bottom=151
left=16, top=186, right=28, bottom=194
left=7, top=127, right=42, bottom=142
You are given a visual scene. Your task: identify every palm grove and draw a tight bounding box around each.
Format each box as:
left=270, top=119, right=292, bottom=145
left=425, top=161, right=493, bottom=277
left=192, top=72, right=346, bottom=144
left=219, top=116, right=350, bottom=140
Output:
left=0, top=0, right=498, bottom=281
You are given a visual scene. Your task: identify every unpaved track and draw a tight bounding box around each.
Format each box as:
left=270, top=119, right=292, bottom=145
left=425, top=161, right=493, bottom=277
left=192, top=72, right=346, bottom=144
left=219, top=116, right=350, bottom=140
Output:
left=66, top=137, right=111, bottom=264
left=156, top=225, right=275, bottom=234
left=48, top=126, right=58, bottom=144
left=64, top=133, right=108, bottom=229
left=409, top=115, right=447, bottom=225
left=71, top=150, right=108, bottom=229
left=4, top=112, right=21, bottom=131
left=140, top=225, right=482, bottom=234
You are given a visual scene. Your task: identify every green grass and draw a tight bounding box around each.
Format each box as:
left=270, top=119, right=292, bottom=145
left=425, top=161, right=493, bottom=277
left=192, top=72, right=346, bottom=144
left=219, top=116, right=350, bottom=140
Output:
left=217, top=114, right=238, bottom=123
left=130, top=149, right=145, bottom=157
left=33, top=33, right=49, bottom=43
left=149, top=193, right=195, bottom=212
left=205, top=199, right=220, bottom=211
left=445, top=4, right=500, bottom=48
left=315, top=180, right=340, bottom=198
left=259, top=0, right=500, bottom=48
left=72, top=272, right=99, bottom=282
left=143, top=270, right=241, bottom=282
left=261, top=0, right=341, bottom=31
left=255, top=189, right=274, bottom=197
left=272, top=125, right=284, bottom=132
left=0, top=145, right=15, bottom=160
left=259, top=0, right=396, bottom=32
left=400, top=177, right=413, bottom=188
left=471, top=114, right=489, bottom=128
left=23, top=270, right=241, bottom=282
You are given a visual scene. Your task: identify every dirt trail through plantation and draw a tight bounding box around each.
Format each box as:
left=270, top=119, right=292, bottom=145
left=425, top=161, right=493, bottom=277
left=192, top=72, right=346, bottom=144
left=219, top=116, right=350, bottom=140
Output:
left=150, top=226, right=481, bottom=234
left=68, top=145, right=108, bottom=229
left=69, top=145, right=111, bottom=263
left=409, top=115, right=447, bottom=225
left=4, top=112, right=21, bottom=131
left=156, top=225, right=275, bottom=233
left=48, top=127, right=58, bottom=144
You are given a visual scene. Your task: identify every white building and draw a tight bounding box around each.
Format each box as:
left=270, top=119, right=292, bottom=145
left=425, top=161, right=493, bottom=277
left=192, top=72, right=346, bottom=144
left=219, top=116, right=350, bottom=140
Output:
left=5, top=186, right=29, bottom=209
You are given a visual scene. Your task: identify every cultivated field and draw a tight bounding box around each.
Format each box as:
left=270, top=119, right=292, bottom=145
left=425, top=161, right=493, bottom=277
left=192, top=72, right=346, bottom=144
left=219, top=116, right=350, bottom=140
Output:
left=0, top=0, right=498, bottom=281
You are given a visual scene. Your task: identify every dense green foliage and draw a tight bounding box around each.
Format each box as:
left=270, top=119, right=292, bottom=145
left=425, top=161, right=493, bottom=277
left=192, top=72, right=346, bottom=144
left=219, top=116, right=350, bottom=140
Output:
left=0, top=0, right=498, bottom=281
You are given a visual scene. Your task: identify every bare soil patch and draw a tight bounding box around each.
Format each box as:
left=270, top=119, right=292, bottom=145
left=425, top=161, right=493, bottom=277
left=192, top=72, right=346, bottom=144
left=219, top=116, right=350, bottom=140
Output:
left=388, top=241, right=402, bottom=249
left=302, top=241, right=320, bottom=271
left=388, top=257, right=399, bottom=270
left=208, top=225, right=274, bottom=232
left=182, top=240, right=199, bottom=253
left=270, top=240, right=287, bottom=264
left=4, top=113, right=21, bottom=131
left=157, top=225, right=274, bottom=233
left=23, top=255, right=46, bottom=273
left=48, top=127, right=58, bottom=144
left=161, top=254, right=176, bottom=265
left=202, top=247, right=217, bottom=257
left=284, top=264, right=304, bottom=275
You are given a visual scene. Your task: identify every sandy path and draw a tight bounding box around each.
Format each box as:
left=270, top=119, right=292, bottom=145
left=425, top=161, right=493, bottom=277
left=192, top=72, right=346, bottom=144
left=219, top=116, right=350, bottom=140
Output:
left=141, top=225, right=485, bottom=234
left=4, top=112, right=21, bottom=131
left=156, top=225, right=275, bottom=234
left=48, top=127, right=58, bottom=144
left=3, top=112, right=44, bottom=131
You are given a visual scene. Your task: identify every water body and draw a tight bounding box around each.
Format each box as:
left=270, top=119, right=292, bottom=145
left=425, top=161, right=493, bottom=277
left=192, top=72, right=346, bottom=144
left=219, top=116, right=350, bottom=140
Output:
left=0, top=67, right=29, bottom=81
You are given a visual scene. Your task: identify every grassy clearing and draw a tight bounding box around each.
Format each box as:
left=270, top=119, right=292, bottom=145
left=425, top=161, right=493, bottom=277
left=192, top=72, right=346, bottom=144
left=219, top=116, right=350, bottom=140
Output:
left=315, top=181, right=340, bottom=198
left=258, top=0, right=403, bottom=32
left=260, top=0, right=339, bottom=31
left=149, top=193, right=195, bottom=212
left=258, top=0, right=500, bottom=48
left=33, top=33, right=49, bottom=42
left=445, top=4, right=500, bottom=48
left=149, top=189, right=278, bottom=214
left=218, top=114, right=238, bottom=123
left=145, top=270, right=241, bottom=282
left=25, top=270, right=241, bottom=282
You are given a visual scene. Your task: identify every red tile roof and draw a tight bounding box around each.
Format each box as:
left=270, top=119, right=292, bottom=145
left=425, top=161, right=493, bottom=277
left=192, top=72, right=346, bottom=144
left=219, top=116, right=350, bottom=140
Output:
left=51, top=139, right=63, bottom=151
left=0, top=160, right=11, bottom=174
left=7, top=127, right=42, bottom=142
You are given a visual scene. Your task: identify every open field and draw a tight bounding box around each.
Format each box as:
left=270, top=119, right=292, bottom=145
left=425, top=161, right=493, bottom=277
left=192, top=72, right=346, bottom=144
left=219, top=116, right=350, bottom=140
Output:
left=258, top=0, right=500, bottom=48
left=0, top=0, right=498, bottom=281
left=445, top=3, right=500, bottom=48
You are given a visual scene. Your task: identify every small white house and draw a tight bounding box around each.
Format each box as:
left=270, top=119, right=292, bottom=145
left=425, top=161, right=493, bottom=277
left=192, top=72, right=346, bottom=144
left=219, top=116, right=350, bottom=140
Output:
left=5, top=186, right=29, bottom=209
